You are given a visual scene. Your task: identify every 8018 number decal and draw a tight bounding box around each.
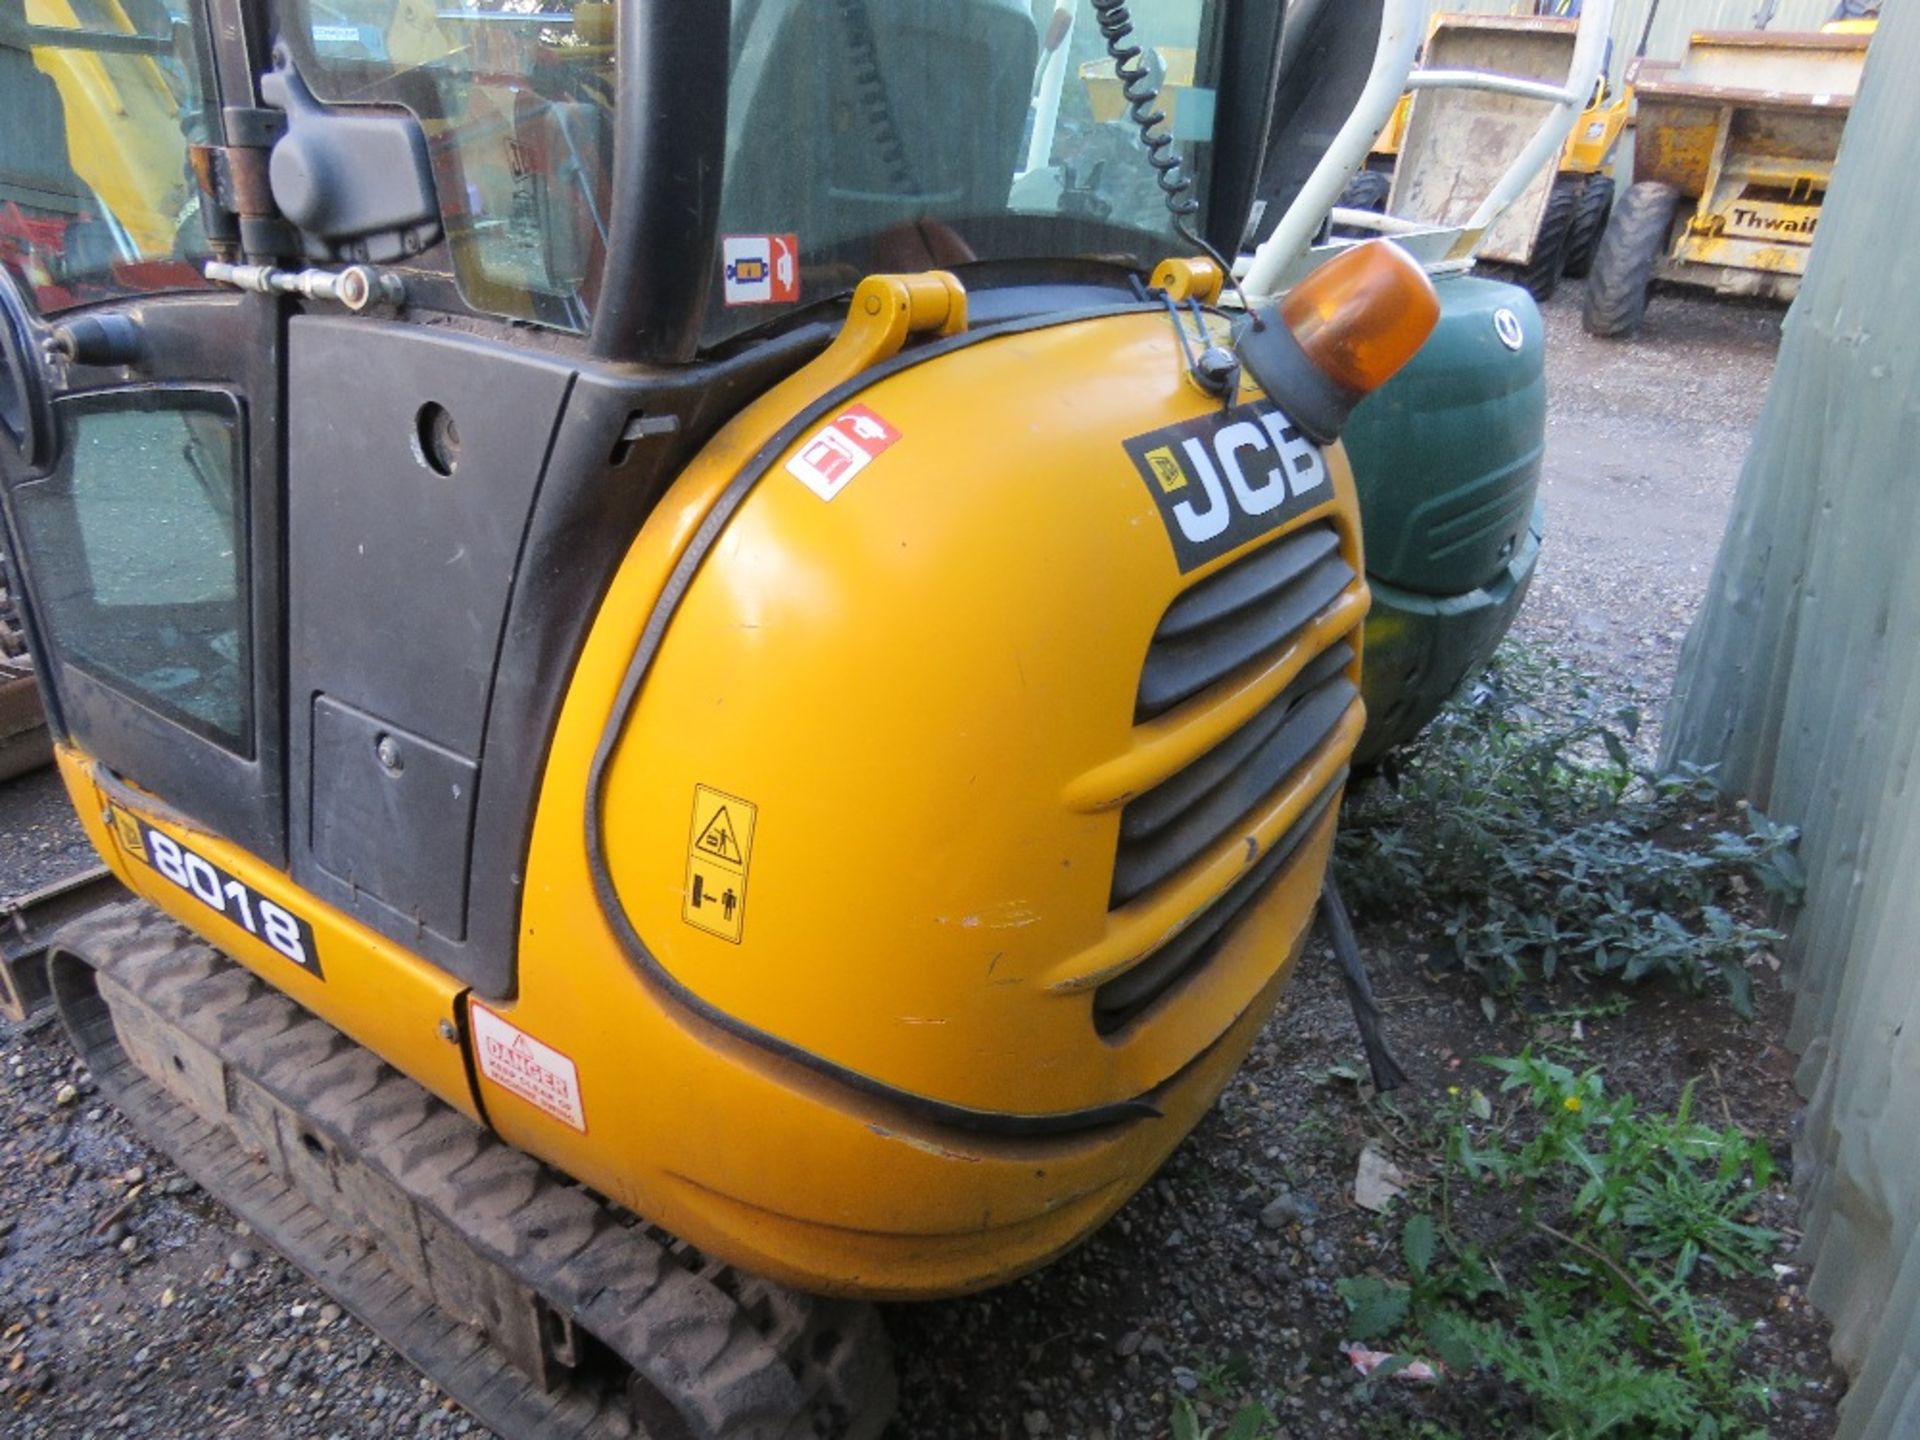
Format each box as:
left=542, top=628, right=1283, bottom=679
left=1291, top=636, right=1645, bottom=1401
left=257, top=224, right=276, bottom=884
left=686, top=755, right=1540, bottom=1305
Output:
left=111, top=808, right=323, bottom=979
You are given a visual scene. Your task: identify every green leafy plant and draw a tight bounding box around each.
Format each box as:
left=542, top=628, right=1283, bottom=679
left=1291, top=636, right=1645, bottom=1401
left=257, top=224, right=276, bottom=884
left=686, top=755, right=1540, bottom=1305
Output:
left=1650, top=1279, right=1779, bottom=1428
left=1338, top=1211, right=1499, bottom=1373
left=1522, top=993, right=1632, bottom=1060
left=1452, top=1053, right=1779, bottom=1281
left=1334, top=1055, right=1788, bottom=1439
left=1461, top=1290, right=1701, bottom=1440
left=1337, top=647, right=1802, bottom=1015
left=1191, top=1353, right=1254, bottom=1404
left=1458, top=1275, right=1775, bottom=1440
left=1169, top=1395, right=1278, bottom=1440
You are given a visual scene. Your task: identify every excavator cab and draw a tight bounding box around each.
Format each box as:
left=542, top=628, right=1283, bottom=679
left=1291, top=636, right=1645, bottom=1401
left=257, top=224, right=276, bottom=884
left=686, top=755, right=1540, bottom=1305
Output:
left=0, top=3, right=1437, bottom=1433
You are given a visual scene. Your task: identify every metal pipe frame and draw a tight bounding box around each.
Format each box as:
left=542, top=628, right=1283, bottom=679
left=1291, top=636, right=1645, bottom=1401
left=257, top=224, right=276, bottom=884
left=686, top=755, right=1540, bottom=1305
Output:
left=1241, top=0, right=1615, bottom=301
left=1406, top=68, right=1584, bottom=104
left=1021, top=3, right=1077, bottom=178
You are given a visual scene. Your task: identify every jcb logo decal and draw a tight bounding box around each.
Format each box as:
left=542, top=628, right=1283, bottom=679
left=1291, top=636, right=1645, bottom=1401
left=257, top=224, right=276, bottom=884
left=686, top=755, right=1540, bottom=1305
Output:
left=1124, top=402, right=1330, bottom=572
left=1144, top=446, right=1187, bottom=494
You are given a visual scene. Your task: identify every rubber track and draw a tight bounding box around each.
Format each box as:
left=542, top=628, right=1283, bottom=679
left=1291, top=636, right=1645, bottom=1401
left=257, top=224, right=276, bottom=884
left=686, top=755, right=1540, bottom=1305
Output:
left=51, top=900, right=894, bottom=1440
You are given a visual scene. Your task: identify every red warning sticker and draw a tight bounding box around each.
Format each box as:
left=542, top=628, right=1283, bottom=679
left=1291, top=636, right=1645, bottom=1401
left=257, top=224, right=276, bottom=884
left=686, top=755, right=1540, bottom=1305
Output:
left=784, top=404, right=903, bottom=502
left=722, top=233, right=800, bottom=306
left=470, top=1004, right=587, bottom=1133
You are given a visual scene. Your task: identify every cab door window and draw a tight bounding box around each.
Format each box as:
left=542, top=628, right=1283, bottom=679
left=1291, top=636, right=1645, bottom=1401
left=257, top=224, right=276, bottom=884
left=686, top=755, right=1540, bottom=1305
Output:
left=13, top=391, right=250, bottom=750
left=0, top=0, right=219, bottom=311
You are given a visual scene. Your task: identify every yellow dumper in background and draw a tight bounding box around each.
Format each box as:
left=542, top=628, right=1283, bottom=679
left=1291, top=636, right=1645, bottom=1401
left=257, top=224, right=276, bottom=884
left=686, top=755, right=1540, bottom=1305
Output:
left=1583, top=24, right=1871, bottom=336
left=1356, top=13, right=1630, bottom=300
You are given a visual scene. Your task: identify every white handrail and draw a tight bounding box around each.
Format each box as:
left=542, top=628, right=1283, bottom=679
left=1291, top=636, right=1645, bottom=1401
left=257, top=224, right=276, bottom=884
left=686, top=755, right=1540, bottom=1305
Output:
left=1021, top=3, right=1077, bottom=179
left=1241, top=0, right=1616, bottom=302
left=1242, top=0, right=1424, bottom=300
left=1325, top=206, right=1433, bottom=236
left=1407, top=69, right=1584, bottom=104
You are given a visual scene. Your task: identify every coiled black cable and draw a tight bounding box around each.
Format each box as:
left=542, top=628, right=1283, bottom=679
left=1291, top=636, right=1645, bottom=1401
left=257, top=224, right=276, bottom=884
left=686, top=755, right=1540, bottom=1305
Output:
left=1092, top=0, right=1198, bottom=224
left=838, top=0, right=917, bottom=196
left=1091, top=0, right=1260, bottom=324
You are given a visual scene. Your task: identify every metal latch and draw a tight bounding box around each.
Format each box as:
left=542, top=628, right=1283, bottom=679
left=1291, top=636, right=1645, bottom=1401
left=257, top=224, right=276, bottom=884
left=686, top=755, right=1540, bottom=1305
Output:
left=203, top=262, right=405, bottom=312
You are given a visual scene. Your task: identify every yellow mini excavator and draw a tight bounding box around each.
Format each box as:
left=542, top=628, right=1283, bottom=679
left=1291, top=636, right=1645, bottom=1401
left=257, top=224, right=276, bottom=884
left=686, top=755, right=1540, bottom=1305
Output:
left=0, top=0, right=1437, bottom=1433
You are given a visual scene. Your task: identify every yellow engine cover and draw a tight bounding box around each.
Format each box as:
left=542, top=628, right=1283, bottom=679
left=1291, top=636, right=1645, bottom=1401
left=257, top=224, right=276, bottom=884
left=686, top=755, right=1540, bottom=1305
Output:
left=501, top=283, right=1369, bottom=1296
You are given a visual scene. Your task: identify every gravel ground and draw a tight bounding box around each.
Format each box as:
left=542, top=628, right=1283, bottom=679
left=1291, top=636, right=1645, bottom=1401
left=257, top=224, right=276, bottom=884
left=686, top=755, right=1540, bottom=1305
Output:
left=0, top=1030, right=455, bottom=1438
left=0, top=766, right=99, bottom=893
left=1515, top=287, right=1785, bottom=726
left=0, top=286, right=1824, bottom=1440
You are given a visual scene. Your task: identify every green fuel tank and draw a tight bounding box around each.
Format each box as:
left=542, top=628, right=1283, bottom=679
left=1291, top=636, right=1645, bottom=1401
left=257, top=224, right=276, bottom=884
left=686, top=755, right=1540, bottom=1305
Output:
left=1341, top=275, right=1546, bottom=764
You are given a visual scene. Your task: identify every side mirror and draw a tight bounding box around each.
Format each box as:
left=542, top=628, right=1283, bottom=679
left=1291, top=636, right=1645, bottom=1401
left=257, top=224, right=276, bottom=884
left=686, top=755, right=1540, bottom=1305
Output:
left=261, top=61, right=442, bottom=265
left=0, top=273, right=55, bottom=477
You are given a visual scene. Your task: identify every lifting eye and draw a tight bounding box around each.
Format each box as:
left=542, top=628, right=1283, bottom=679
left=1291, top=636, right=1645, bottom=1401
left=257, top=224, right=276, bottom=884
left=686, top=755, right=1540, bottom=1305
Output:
left=414, top=402, right=460, bottom=477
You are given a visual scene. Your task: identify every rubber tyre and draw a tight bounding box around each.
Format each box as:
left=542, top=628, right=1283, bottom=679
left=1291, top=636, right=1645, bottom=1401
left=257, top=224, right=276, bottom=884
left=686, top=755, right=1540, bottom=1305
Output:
left=1561, top=174, right=1615, bottom=280
left=1583, top=181, right=1680, bottom=339
left=1515, top=174, right=1582, bottom=301
left=1331, top=169, right=1392, bottom=239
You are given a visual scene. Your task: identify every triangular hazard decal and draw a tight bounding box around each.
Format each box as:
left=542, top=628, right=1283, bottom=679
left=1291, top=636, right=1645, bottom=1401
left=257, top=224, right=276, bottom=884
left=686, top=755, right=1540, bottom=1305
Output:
left=694, top=806, right=745, bottom=864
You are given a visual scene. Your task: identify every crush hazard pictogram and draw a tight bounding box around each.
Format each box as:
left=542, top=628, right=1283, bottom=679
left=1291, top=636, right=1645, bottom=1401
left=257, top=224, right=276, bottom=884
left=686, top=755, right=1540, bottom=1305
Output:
left=683, top=785, right=758, bottom=943
left=694, top=806, right=745, bottom=864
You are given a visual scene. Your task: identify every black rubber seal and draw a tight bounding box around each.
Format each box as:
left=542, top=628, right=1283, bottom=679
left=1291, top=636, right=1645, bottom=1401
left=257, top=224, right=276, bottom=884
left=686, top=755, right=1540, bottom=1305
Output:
left=0, top=270, right=55, bottom=475
left=1232, top=309, right=1360, bottom=445
left=583, top=302, right=1190, bottom=1140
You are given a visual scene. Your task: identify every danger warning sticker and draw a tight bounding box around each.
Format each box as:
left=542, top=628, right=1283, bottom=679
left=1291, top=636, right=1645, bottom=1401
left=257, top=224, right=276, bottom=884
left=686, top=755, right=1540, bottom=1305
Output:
left=470, top=1004, right=587, bottom=1133
left=784, top=404, right=901, bottom=502
left=683, top=784, right=758, bottom=944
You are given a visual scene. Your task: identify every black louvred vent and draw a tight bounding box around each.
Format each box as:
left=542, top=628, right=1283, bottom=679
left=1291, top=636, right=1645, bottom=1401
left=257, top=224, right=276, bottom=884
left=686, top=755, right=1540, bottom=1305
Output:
left=1095, top=518, right=1363, bottom=1034
left=1095, top=776, right=1345, bottom=1035
left=1111, top=648, right=1355, bottom=908
left=1136, top=522, right=1355, bottom=722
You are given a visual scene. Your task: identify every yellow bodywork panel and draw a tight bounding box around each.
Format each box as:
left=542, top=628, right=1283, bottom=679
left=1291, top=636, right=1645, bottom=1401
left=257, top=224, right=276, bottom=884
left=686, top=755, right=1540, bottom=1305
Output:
left=1371, top=93, right=1413, bottom=161
left=27, top=0, right=194, bottom=257
left=493, top=295, right=1366, bottom=1296
left=1672, top=227, right=1811, bottom=277
left=53, top=748, right=480, bottom=1121
left=1562, top=89, right=1631, bottom=174
left=1635, top=103, right=1723, bottom=194
left=1081, top=46, right=1197, bottom=128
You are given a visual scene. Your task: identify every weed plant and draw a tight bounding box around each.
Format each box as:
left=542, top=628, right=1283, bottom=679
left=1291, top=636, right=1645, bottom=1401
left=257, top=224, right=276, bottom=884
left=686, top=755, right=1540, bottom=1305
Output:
left=1167, top=1356, right=1283, bottom=1439
left=1337, top=1053, right=1785, bottom=1439
left=1336, top=646, right=1804, bottom=1015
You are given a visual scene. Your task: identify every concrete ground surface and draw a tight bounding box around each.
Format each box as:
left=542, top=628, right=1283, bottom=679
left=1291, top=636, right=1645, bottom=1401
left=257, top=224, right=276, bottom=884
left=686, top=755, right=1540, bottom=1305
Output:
left=0, top=286, right=1805, bottom=1439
